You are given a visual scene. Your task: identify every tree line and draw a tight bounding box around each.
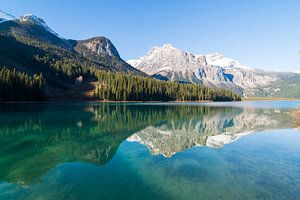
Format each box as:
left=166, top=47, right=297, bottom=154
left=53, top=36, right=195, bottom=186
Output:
left=94, top=70, right=241, bottom=102
left=0, top=30, right=241, bottom=102
left=0, top=66, right=241, bottom=102
left=0, top=67, right=45, bottom=101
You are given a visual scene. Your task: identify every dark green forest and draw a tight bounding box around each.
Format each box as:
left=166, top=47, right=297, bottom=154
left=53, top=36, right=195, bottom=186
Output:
left=0, top=66, right=241, bottom=102
left=0, top=34, right=241, bottom=102
left=94, top=70, right=241, bottom=101
left=0, top=20, right=241, bottom=102
left=0, top=67, right=44, bottom=101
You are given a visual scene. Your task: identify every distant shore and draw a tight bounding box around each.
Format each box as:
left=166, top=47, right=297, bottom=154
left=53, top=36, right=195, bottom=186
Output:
left=242, top=97, right=300, bottom=101
left=1, top=98, right=300, bottom=104
left=0, top=100, right=211, bottom=104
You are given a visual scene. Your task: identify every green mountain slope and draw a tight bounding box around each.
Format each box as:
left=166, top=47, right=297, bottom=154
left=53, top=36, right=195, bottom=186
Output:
left=74, top=37, right=142, bottom=74
left=0, top=16, right=240, bottom=102
left=0, top=20, right=143, bottom=75
left=254, top=73, right=300, bottom=98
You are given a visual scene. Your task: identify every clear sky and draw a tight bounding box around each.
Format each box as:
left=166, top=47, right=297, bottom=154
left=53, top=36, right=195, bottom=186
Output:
left=1, top=0, right=300, bottom=72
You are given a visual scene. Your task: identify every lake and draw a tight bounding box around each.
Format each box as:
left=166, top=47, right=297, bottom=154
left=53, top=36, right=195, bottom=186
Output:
left=0, top=101, right=300, bottom=200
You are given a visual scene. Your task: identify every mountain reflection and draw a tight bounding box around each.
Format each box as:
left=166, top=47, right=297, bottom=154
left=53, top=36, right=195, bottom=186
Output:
left=0, top=103, right=295, bottom=185
left=292, top=108, right=300, bottom=129
left=127, top=106, right=293, bottom=157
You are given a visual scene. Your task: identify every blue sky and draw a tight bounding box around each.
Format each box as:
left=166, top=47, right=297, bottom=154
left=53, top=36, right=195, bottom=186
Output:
left=1, top=0, right=300, bottom=72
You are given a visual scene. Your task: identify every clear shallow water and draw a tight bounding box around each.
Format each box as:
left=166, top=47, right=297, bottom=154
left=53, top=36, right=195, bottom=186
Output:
left=0, top=101, right=300, bottom=200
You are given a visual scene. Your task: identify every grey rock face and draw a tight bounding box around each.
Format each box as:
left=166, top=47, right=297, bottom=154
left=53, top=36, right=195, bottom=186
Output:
left=78, top=37, right=120, bottom=58
left=128, top=44, right=285, bottom=96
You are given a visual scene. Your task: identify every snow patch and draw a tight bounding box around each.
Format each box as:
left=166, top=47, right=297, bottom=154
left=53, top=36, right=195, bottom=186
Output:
left=128, top=44, right=278, bottom=96
left=19, top=14, right=63, bottom=38
left=205, top=53, right=253, bottom=70
left=274, top=88, right=281, bottom=92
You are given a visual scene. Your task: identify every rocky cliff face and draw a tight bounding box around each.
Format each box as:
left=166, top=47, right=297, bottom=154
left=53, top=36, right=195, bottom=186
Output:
left=74, top=37, right=143, bottom=74
left=128, top=44, right=299, bottom=97
left=75, top=37, right=120, bottom=58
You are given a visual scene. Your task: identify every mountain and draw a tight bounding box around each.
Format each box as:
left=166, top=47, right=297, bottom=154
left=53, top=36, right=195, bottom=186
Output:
left=19, top=14, right=61, bottom=38
left=0, top=13, right=142, bottom=74
left=0, top=10, right=241, bottom=102
left=0, top=15, right=73, bottom=51
left=128, top=44, right=300, bottom=97
left=76, top=37, right=120, bottom=57
left=0, top=11, right=146, bottom=100
left=74, top=37, right=141, bottom=74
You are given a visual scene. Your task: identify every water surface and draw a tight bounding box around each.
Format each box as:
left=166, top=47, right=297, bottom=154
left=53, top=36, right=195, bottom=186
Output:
left=0, top=101, right=300, bottom=200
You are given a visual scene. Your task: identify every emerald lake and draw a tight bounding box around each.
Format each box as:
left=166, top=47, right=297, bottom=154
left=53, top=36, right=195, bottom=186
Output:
left=0, top=101, right=300, bottom=200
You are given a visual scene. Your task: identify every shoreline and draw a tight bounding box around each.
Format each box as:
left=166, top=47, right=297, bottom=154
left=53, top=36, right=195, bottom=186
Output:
left=1, top=98, right=300, bottom=104
left=0, top=100, right=212, bottom=104
left=242, top=97, right=300, bottom=101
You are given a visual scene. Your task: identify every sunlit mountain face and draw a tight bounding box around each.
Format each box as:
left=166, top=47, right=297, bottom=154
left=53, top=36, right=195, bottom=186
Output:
left=128, top=44, right=300, bottom=98
left=0, top=102, right=297, bottom=186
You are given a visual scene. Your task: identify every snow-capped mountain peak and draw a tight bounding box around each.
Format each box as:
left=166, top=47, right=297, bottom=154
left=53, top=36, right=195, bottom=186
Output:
left=0, top=9, right=16, bottom=23
left=19, top=14, right=61, bottom=38
left=149, top=44, right=176, bottom=52
left=20, top=14, right=44, bottom=23
left=0, top=11, right=61, bottom=37
left=205, top=53, right=252, bottom=70
left=128, top=44, right=278, bottom=96
left=128, top=44, right=203, bottom=76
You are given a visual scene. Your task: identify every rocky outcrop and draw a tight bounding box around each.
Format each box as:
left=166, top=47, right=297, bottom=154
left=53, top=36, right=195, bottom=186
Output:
left=128, top=44, right=297, bottom=97
left=75, top=37, right=120, bottom=58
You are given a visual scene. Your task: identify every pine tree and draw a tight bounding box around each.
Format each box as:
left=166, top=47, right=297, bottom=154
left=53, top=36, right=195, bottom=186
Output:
left=0, top=67, right=45, bottom=102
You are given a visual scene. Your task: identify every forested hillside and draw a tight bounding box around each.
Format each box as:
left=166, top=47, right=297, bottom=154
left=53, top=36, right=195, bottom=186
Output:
left=0, top=20, right=143, bottom=86
left=0, top=18, right=241, bottom=102
left=94, top=71, right=241, bottom=101
left=0, top=67, right=44, bottom=101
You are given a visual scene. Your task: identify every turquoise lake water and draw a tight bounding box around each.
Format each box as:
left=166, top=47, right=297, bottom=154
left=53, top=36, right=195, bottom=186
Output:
left=0, top=101, right=300, bottom=200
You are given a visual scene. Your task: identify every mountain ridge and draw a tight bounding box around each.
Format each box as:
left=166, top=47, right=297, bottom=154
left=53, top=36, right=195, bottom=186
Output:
left=128, top=44, right=300, bottom=97
left=0, top=12, right=144, bottom=75
left=0, top=11, right=145, bottom=100
left=0, top=10, right=240, bottom=102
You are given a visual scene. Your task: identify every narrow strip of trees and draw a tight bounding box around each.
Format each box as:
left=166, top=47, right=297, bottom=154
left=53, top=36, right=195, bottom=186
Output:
left=0, top=67, right=240, bottom=102
left=0, top=67, right=45, bottom=101
left=94, top=70, right=241, bottom=102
